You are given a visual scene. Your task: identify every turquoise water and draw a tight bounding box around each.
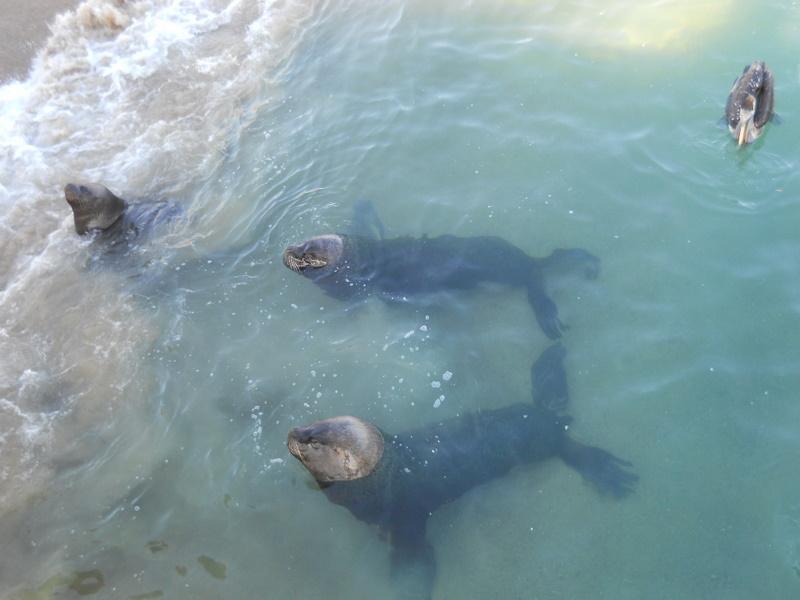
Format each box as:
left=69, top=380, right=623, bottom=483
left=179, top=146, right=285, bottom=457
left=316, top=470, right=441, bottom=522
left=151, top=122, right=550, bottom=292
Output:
left=2, top=0, right=800, bottom=598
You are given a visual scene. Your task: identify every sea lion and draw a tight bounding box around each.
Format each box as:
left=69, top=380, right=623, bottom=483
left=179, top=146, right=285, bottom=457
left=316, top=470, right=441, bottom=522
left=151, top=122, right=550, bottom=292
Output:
left=65, top=183, right=126, bottom=234
left=64, top=182, right=181, bottom=250
left=283, top=204, right=599, bottom=339
left=287, top=345, right=636, bottom=599
left=725, top=61, right=775, bottom=146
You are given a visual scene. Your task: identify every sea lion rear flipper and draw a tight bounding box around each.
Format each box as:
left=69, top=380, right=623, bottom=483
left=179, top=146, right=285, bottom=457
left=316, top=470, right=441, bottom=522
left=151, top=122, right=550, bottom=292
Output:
left=559, top=438, right=638, bottom=498
left=388, top=516, right=435, bottom=600
left=530, top=343, right=568, bottom=412
left=350, top=200, right=386, bottom=240
left=527, top=275, right=564, bottom=340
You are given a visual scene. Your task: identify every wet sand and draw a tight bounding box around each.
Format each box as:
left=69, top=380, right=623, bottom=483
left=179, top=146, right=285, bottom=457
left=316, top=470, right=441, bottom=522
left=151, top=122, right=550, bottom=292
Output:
left=0, top=0, right=82, bottom=82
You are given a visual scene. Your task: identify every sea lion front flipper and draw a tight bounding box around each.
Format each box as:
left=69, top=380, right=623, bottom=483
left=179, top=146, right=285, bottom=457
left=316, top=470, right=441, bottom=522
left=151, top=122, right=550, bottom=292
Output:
left=388, top=515, right=436, bottom=600
left=350, top=200, right=386, bottom=240
left=531, top=343, right=568, bottom=412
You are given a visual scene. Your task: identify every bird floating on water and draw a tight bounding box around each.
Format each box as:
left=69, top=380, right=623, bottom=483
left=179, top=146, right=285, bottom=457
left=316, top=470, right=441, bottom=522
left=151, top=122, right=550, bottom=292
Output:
left=725, top=61, right=774, bottom=146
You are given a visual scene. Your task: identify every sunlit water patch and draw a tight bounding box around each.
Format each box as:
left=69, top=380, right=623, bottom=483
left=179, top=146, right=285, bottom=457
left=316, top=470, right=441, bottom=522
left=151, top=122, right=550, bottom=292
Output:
left=3, top=0, right=800, bottom=598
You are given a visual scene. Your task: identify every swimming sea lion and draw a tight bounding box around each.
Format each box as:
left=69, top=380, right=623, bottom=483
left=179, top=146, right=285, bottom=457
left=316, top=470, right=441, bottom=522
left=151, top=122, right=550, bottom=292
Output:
left=64, top=182, right=181, bottom=247
left=287, top=345, right=636, bottom=599
left=283, top=205, right=599, bottom=339
left=65, top=183, right=126, bottom=235
left=725, top=61, right=775, bottom=146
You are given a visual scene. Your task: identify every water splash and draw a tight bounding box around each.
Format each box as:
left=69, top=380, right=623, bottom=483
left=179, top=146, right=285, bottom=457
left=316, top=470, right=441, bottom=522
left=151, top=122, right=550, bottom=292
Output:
left=0, top=0, right=315, bottom=518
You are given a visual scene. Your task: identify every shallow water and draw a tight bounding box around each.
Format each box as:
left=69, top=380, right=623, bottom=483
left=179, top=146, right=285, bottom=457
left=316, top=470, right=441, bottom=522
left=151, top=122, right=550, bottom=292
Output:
left=2, top=0, right=800, bottom=598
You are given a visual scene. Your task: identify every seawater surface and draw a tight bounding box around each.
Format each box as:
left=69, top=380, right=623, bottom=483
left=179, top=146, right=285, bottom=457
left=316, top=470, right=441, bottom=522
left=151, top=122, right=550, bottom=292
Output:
left=2, top=0, right=800, bottom=598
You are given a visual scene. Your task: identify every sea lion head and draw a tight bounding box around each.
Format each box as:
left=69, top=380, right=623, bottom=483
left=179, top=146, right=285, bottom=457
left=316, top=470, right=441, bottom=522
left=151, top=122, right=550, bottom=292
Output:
left=64, top=183, right=126, bottom=235
left=282, top=234, right=345, bottom=279
left=287, top=415, right=384, bottom=483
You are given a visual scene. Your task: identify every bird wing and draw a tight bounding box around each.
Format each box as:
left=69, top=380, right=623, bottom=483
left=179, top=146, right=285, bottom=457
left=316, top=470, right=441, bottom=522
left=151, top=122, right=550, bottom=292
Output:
left=753, top=67, right=774, bottom=128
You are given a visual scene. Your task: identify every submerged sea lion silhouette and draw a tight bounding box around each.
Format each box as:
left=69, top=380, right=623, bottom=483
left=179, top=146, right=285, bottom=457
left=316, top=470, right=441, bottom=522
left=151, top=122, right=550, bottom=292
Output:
left=64, top=182, right=180, bottom=248
left=283, top=201, right=599, bottom=339
left=724, top=61, right=775, bottom=146
left=287, top=344, right=637, bottom=599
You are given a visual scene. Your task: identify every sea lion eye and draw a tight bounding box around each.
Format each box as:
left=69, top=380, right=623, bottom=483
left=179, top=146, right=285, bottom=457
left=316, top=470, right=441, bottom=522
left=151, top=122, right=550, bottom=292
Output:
left=310, top=440, right=321, bottom=449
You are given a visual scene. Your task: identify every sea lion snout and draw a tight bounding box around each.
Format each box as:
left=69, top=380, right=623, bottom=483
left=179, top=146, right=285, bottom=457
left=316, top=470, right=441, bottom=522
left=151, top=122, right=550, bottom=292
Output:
left=64, top=183, right=81, bottom=204
left=287, top=426, right=312, bottom=458
left=287, top=437, right=300, bottom=460
left=287, top=425, right=310, bottom=444
left=282, top=245, right=312, bottom=272
left=283, top=235, right=344, bottom=274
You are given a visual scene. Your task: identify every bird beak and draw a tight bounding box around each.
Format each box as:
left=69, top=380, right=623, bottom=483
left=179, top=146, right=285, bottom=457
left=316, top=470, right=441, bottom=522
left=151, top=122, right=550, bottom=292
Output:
left=737, top=118, right=751, bottom=147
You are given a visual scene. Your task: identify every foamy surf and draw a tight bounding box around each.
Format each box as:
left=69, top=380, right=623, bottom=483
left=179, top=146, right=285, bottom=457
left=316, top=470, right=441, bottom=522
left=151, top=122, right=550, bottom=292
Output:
left=0, top=0, right=314, bottom=523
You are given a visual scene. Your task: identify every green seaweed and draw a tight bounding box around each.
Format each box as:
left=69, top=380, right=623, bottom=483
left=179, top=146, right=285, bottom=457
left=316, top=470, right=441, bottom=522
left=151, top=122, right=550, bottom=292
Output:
left=13, top=574, right=73, bottom=600
left=146, top=540, right=168, bottom=553
left=69, top=570, right=105, bottom=596
left=15, top=569, right=106, bottom=599
left=197, top=555, right=227, bottom=580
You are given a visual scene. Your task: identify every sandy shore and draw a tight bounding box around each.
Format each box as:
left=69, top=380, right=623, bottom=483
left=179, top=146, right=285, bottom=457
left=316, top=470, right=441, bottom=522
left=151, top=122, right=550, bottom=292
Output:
left=0, top=0, right=82, bottom=82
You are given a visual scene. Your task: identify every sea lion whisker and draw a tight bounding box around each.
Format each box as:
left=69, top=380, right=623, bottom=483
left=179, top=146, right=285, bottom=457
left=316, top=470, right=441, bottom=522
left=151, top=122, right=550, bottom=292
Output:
left=284, top=254, right=303, bottom=272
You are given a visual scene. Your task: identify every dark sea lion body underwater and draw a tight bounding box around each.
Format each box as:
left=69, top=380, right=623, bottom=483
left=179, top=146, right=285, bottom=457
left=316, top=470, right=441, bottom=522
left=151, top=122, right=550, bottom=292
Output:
left=283, top=204, right=599, bottom=339
left=287, top=345, right=637, bottom=599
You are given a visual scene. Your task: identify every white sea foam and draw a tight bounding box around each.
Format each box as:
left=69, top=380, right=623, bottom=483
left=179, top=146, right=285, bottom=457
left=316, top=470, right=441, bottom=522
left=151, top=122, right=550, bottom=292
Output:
left=0, top=0, right=314, bottom=517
